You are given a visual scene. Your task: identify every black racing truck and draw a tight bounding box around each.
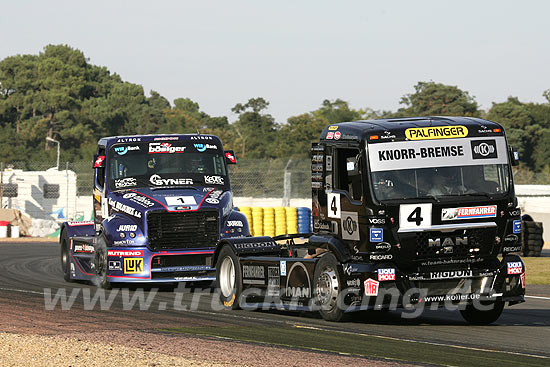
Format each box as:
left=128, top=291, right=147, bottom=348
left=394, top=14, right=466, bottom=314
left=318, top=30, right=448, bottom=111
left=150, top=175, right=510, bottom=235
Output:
left=213, top=117, right=525, bottom=324
left=60, top=134, right=249, bottom=288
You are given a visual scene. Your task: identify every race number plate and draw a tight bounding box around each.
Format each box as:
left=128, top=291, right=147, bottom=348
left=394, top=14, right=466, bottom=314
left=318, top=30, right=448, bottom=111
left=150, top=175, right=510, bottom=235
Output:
left=399, top=204, right=432, bottom=230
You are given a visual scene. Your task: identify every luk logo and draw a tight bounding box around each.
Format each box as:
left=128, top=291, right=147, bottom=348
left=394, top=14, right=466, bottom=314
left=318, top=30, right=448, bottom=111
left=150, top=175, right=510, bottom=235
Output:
left=124, top=258, right=144, bottom=274
left=471, top=140, right=497, bottom=159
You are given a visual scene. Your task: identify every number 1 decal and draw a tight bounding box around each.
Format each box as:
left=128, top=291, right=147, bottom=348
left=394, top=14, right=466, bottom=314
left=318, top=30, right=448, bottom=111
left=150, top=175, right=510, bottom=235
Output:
left=399, top=204, right=432, bottom=229
left=327, top=192, right=341, bottom=218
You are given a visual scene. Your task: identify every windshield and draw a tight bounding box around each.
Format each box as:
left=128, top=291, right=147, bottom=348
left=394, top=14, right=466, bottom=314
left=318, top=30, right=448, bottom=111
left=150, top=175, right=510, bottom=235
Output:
left=371, top=165, right=510, bottom=201
left=367, top=136, right=511, bottom=201
left=108, top=141, right=227, bottom=190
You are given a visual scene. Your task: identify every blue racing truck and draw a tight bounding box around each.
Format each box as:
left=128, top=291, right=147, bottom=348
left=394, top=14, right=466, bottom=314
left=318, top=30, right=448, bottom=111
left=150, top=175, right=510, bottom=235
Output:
left=60, top=134, right=249, bottom=288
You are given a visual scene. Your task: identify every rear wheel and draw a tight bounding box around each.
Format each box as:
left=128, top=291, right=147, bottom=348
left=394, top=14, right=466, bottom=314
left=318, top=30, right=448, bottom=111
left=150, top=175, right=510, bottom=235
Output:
left=314, top=253, right=346, bottom=322
left=94, top=234, right=111, bottom=289
left=459, top=300, right=504, bottom=325
left=60, top=229, right=72, bottom=282
left=216, top=245, right=242, bottom=309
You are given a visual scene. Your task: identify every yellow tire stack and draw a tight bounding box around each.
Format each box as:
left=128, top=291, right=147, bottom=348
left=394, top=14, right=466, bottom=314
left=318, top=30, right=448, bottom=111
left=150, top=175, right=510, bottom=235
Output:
left=274, top=207, right=287, bottom=236
left=252, top=207, right=264, bottom=236
left=285, top=207, right=298, bottom=235
left=239, top=207, right=252, bottom=234
left=263, top=207, right=275, bottom=237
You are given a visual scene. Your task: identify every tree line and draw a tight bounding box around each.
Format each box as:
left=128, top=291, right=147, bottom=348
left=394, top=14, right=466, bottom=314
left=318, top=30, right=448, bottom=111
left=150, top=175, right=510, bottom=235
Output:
left=1, top=45, right=549, bottom=178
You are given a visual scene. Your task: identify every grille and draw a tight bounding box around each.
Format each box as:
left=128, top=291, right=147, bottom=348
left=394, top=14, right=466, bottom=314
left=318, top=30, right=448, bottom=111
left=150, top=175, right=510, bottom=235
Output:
left=147, top=209, right=219, bottom=250
left=414, top=228, right=496, bottom=260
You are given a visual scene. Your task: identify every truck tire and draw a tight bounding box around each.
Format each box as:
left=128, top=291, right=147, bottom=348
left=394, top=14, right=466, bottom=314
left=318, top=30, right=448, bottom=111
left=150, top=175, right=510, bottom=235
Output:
left=459, top=300, right=504, bottom=325
left=94, top=234, right=111, bottom=289
left=216, top=245, right=242, bottom=310
left=522, top=220, right=544, bottom=257
left=313, top=253, right=346, bottom=322
left=60, top=229, right=72, bottom=282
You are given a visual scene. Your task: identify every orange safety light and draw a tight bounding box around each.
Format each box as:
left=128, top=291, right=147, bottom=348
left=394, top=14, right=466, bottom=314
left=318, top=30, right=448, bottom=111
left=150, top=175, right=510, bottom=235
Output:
left=493, top=128, right=501, bottom=133
left=370, top=135, right=379, bottom=140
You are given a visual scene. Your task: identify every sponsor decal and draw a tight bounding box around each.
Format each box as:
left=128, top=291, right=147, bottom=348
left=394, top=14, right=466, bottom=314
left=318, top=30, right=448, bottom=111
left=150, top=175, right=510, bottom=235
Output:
left=122, top=193, right=155, bottom=208
left=424, top=293, right=480, bottom=302
left=165, top=196, right=196, bottom=206
left=194, top=143, right=217, bottom=152
left=521, top=272, right=526, bottom=289
left=471, top=139, right=497, bottom=159
left=267, top=266, right=280, bottom=297
left=328, top=125, right=338, bottom=131
left=421, top=258, right=483, bottom=266
left=108, top=198, right=142, bottom=218
left=326, top=132, right=334, bottom=139
left=154, top=136, right=179, bottom=141
left=149, top=142, right=186, bottom=154
left=114, top=145, right=140, bottom=155
left=508, top=209, right=521, bottom=217
left=375, top=242, right=391, bottom=251
left=503, top=245, right=522, bottom=253
left=313, top=220, right=331, bottom=231
left=227, top=220, right=243, bottom=227
left=108, top=260, right=122, bottom=271
left=117, top=224, right=138, bottom=232
left=205, top=198, right=219, bottom=204
left=284, top=262, right=311, bottom=298
left=94, top=156, right=105, bottom=168
left=507, top=261, right=523, bottom=275
left=504, top=234, right=519, bottom=243
left=204, top=175, right=224, bottom=185
left=234, top=241, right=277, bottom=250
left=341, top=211, right=360, bottom=241
left=107, top=250, right=144, bottom=257
left=370, top=228, right=383, bottom=243
left=114, top=177, right=137, bottom=189
left=347, top=278, right=361, bottom=287
left=343, top=264, right=360, bottom=276
left=364, top=278, right=379, bottom=296
left=124, top=258, right=144, bottom=274
left=280, top=260, right=287, bottom=276
left=243, top=265, right=265, bottom=279
left=74, top=243, right=95, bottom=253
left=428, top=237, right=468, bottom=247
left=225, top=151, right=236, bottom=163
left=149, top=174, right=193, bottom=186
left=67, top=221, right=94, bottom=226
left=430, top=270, right=473, bottom=280
left=368, top=217, right=386, bottom=225
left=378, top=268, right=395, bottom=281
left=513, top=220, right=522, bottom=234
left=377, top=145, right=464, bottom=162
left=334, top=131, right=341, bottom=140
left=190, top=136, right=214, bottom=140
left=442, top=205, right=497, bottom=220
left=405, top=126, right=468, bottom=140
left=113, top=239, right=135, bottom=246
left=116, top=138, right=141, bottom=143
left=369, top=254, right=393, bottom=261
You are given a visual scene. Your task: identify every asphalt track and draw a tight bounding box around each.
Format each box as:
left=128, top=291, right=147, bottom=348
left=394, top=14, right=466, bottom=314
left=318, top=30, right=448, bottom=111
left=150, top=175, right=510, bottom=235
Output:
left=1, top=241, right=550, bottom=365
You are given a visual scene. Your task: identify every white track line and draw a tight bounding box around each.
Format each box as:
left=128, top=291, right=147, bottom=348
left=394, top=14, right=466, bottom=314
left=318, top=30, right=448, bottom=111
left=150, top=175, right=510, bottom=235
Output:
left=294, top=324, right=550, bottom=360
left=525, top=295, right=550, bottom=300
left=0, top=287, right=44, bottom=296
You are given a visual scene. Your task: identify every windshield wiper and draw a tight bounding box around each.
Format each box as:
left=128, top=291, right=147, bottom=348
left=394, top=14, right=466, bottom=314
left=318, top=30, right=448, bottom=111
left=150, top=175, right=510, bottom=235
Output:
left=415, top=195, right=441, bottom=203
left=458, top=192, right=493, bottom=199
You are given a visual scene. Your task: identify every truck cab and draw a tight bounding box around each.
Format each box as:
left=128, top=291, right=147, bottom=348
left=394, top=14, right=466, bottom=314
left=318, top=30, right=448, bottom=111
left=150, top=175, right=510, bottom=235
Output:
left=60, top=134, right=249, bottom=287
left=215, top=117, right=525, bottom=324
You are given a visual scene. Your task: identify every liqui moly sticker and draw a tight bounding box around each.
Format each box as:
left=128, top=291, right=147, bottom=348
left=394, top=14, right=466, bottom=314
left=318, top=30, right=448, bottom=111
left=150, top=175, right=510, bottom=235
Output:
left=378, top=268, right=395, bottom=281
left=364, top=278, right=379, bottom=296
left=442, top=205, right=497, bottom=221
left=507, top=261, right=523, bottom=275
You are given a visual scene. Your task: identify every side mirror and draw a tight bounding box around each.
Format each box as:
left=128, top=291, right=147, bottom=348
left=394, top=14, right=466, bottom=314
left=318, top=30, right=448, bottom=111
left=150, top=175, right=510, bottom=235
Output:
left=93, top=154, right=106, bottom=168
left=509, top=146, right=519, bottom=166
left=224, top=150, right=237, bottom=165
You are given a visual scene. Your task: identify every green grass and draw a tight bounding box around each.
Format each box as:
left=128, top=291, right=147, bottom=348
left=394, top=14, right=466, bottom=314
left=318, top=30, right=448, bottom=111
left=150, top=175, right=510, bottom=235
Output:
left=523, top=256, right=550, bottom=284
left=161, top=325, right=549, bottom=367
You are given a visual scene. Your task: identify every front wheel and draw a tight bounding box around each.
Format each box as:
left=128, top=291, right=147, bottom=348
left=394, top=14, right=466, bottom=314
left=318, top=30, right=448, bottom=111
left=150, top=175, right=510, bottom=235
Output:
left=459, top=300, right=504, bottom=325
left=313, top=253, right=346, bottom=322
left=216, top=245, right=242, bottom=310
left=60, top=230, right=72, bottom=282
left=93, top=234, right=111, bottom=289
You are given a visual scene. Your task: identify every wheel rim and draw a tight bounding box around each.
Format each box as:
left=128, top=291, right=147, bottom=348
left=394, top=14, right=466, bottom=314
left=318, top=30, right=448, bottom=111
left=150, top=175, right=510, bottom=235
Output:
left=219, top=256, right=236, bottom=298
left=316, top=266, right=339, bottom=310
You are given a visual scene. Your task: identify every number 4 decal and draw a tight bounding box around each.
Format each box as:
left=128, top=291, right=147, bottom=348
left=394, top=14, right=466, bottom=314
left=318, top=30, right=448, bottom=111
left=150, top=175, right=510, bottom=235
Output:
left=399, top=204, right=432, bottom=229
left=327, top=192, right=341, bottom=218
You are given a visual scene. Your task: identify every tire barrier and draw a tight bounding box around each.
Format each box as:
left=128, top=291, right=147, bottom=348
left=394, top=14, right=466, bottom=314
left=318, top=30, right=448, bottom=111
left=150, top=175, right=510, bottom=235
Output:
left=523, top=220, right=544, bottom=257
left=236, top=206, right=312, bottom=236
